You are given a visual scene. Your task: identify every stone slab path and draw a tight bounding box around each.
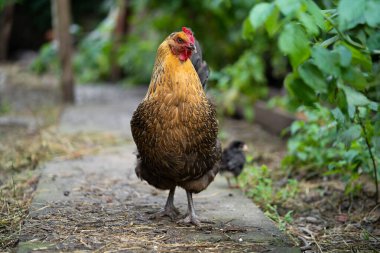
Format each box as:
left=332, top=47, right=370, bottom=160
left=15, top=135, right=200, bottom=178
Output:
left=17, top=86, right=298, bottom=252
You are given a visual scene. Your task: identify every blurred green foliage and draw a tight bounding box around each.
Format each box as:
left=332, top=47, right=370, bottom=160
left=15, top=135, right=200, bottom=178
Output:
left=30, top=43, right=59, bottom=74
left=139, top=0, right=252, bottom=69
left=73, top=8, right=116, bottom=82
left=0, top=0, right=22, bottom=10
left=31, top=0, right=254, bottom=84
left=212, top=0, right=289, bottom=119
left=212, top=50, right=268, bottom=120
left=246, top=0, right=379, bottom=197
left=121, top=0, right=256, bottom=84
left=0, top=99, right=11, bottom=115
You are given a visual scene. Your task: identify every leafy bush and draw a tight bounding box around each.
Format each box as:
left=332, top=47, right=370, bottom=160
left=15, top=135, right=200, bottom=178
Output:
left=73, top=8, right=116, bottom=83
left=118, top=0, right=256, bottom=84
left=212, top=50, right=269, bottom=120
left=31, top=0, right=256, bottom=84
left=141, top=0, right=253, bottom=69
left=212, top=0, right=290, bottom=119
left=118, top=35, right=158, bottom=84
left=282, top=105, right=380, bottom=194
left=30, top=43, right=59, bottom=74
left=245, top=0, right=380, bottom=200
left=31, top=8, right=118, bottom=83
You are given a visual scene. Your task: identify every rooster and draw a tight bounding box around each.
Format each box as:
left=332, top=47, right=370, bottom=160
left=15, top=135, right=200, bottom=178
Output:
left=130, top=27, right=221, bottom=226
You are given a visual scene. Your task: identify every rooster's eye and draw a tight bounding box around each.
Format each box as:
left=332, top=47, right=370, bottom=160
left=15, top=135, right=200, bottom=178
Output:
left=176, top=37, right=184, bottom=44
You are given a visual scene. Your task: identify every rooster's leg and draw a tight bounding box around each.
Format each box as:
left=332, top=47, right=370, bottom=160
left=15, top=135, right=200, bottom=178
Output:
left=177, top=190, right=213, bottom=226
left=149, top=187, right=180, bottom=220
left=226, top=177, right=232, bottom=188
left=233, top=176, right=240, bottom=188
left=164, top=187, right=180, bottom=215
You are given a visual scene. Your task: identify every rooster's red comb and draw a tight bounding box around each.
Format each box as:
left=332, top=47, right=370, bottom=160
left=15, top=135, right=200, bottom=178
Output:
left=182, top=27, right=195, bottom=43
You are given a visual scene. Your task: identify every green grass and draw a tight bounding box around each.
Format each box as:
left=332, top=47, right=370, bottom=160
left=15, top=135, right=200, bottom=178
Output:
left=238, top=158, right=298, bottom=232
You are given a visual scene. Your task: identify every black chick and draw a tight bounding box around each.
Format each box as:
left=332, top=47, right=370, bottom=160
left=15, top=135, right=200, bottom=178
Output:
left=220, top=141, right=248, bottom=188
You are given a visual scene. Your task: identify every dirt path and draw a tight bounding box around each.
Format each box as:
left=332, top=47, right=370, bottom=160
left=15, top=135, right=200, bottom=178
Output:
left=17, top=86, right=297, bottom=252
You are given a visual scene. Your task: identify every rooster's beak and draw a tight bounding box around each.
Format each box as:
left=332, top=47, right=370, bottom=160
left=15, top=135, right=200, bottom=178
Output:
left=187, top=43, right=197, bottom=53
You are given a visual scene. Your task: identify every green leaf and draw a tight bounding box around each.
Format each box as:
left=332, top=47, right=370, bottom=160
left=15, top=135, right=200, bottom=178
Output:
left=367, top=32, right=380, bottom=51
left=342, top=42, right=372, bottom=71
left=243, top=106, right=255, bottom=122
left=374, top=115, right=380, bottom=134
left=369, top=102, right=379, bottom=111
left=342, top=67, right=367, bottom=91
left=373, top=136, right=380, bottom=154
left=338, top=0, right=366, bottom=31
left=347, top=104, right=356, bottom=119
left=341, top=85, right=371, bottom=106
left=303, top=0, right=326, bottom=30
left=242, top=18, right=254, bottom=40
left=290, top=120, right=304, bottom=134
left=249, top=3, right=275, bottom=29
left=284, top=73, right=315, bottom=104
left=358, top=106, right=369, bottom=119
left=336, top=88, right=348, bottom=113
left=311, top=46, right=340, bottom=77
left=331, top=107, right=345, bottom=124
left=338, top=125, right=362, bottom=147
left=298, top=12, right=319, bottom=36
left=365, top=0, right=380, bottom=27
left=299, top=61, right=327, bottom=93
left=265, top=6, right=280, bottom=37
left=279, top=23, right=310, bottom=68
left=335, top=45, right=352, bottom=67
left=276, top=0, right=301, bottom=16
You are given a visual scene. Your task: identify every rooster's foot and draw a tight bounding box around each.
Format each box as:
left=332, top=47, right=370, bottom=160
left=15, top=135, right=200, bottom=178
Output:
left=149, top=206, right=180, bottom=221
left=177, top=213, right=214, bottom=226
